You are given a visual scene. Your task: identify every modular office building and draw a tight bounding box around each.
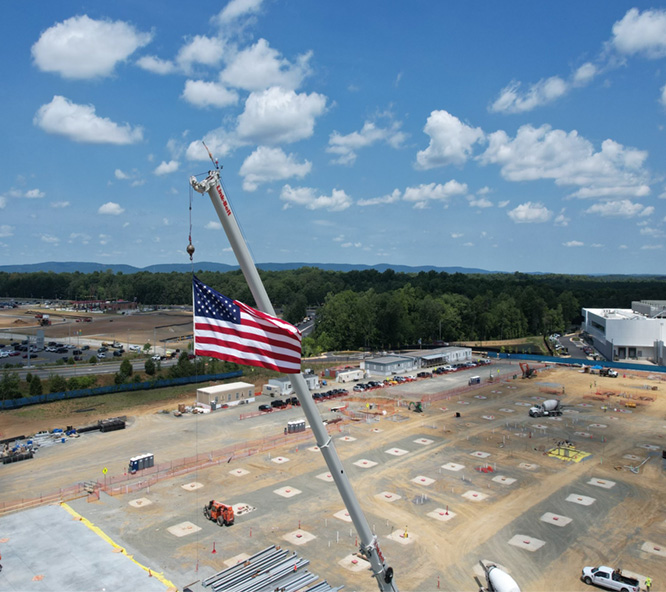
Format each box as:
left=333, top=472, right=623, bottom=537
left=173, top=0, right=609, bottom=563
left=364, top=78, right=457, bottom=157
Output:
left=581, top=300, right=666, bottom=365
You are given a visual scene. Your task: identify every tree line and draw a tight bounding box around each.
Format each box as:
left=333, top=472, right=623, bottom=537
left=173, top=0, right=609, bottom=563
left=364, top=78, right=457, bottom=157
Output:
left=1, top=268, right=664, bottom=352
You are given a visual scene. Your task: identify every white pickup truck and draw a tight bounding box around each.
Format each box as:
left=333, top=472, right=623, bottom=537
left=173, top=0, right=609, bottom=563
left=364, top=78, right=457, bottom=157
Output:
left=581, top=566, right=640, bottom=592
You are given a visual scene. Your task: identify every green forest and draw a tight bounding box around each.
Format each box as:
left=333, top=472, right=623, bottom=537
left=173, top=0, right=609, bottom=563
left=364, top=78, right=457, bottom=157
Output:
left=1, top=268, right=665, bottom=353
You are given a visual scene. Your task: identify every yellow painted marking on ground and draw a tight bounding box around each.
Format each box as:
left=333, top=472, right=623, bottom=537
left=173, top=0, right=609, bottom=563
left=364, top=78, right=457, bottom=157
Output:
left=547, top=447, right=591, bottom=463
left=60, top=502, right=176, bottom=590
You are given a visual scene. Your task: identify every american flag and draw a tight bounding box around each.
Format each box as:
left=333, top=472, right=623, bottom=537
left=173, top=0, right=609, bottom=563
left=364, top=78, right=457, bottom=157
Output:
left=193, top=276, right=302, bottom=374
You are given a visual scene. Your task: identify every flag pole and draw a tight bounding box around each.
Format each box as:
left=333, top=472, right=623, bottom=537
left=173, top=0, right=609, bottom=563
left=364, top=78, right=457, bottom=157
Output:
left=191, top=168, right=398, bottom=592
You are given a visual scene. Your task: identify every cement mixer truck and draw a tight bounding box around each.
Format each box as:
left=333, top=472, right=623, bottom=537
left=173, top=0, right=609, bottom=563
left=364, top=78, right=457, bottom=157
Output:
left=479, top=561, right=521, bottom=592
left=529, top=399, right=562, bottom=417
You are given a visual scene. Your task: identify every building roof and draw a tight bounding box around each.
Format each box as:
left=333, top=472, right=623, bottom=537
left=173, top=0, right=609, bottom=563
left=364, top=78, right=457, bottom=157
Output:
left=197, top=382, right=254, bottom=393
left=366, top=355, right=414, bottom=365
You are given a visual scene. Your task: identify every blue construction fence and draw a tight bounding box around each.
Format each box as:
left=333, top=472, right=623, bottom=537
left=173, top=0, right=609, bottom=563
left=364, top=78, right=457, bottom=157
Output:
left=486, top=352, right=666, bottom=374
left=0, top=370, right=243, bottom=410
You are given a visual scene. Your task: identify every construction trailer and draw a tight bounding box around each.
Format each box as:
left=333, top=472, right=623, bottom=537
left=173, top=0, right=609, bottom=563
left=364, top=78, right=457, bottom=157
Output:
left=196, top=381, right=255, bottom=409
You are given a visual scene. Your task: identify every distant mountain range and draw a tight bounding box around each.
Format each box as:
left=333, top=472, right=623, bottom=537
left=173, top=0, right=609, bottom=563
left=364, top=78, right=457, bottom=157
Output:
left=0, top=261, right=497, bottom=275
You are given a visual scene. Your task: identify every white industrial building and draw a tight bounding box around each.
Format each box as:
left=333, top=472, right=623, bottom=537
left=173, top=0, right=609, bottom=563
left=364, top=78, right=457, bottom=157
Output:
left=581, top=300, right=666, bottom=365
left=263, top=372, right=320, bottom=396
left=362, top=355, right=418, bottom=376
left=416, top=346, right=472, bottom=368
left=196, top=381, right=256, bottom=410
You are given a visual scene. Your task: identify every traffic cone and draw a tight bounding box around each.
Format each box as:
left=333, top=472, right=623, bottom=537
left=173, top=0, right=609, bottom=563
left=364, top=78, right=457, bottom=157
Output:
left=148, top=569, right=153, bottom=578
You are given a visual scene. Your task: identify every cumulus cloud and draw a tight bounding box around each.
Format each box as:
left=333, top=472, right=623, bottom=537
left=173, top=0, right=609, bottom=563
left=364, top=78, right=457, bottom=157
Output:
left=280, top=185, right=352, bottom=211
left=50, top=201, right=70, bottom=208
left=115, top=169, right=129, bottom=180
left=585, top=199, right=652, bottom=217
left=182, top=80, right=238, bottom=108
left=572, top=62, right=598, bottom=86
left=40, top=234, right=60, bottom=244
left=154, top=160, right=180, bottom=175
left=98, top=202, right=125, bottom=215
left=176, top=35, right=225, bottom=71
left=479, top=124, right=649, bottom=199
left=641, top=244, right=664, bottom=250
left=611, top=8, right=666, bottom=58
left=507, top=202, right=553, bottom=223
left=328, top=119, right=406, bottom=165
left=34, top=96, right=143, bottom=144
left=490, top=76, right=568, bottom=114
left=0, top=225, right=13, bottom=237
left=205, top=221, right=222, bottom=230
left=0, top=196, right=6, bottom=209
left=221, top=39, right=311, bottom=91
left=31, top=15, right=151, bottom=79
left=563, top=240, right=584, bottom=247
left=237, top=87, right=327, bottom=144
left=185, top=129, right=239, bottom=161
left=69, top=232, right=91, bottom=244
left=25, top=189, right=45, bottom=199
left=213, top=0, right=264, bottom=26
left=357, top=188, right=402, bottom=207
left=402, top=181, right=468, bottom=209
left=467, top=196, right=493, bottom=208
left=554, top=210, right=571, bottom=226
left=239, top=146, right=311, bottom=191
left=415, top=110, right=484, bottom=170
left=136, top=55, right=176, bottom=75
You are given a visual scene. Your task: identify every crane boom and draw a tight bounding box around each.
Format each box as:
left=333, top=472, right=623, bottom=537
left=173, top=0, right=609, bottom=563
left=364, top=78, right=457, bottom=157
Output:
left=190, top=167, right=398, bottom=592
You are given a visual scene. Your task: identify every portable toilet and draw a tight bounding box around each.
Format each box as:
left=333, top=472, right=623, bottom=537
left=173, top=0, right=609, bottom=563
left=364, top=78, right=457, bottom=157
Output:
left=128, top=453, right=154, bottom=474
left=468, top=376, right=481, bottom=385
left=287, top=419, right=306, bottom=434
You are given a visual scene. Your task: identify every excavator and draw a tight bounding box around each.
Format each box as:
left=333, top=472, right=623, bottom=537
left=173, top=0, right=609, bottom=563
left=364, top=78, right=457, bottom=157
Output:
left=203, top=500, right=234, bottom=526
left=408, top=401, right=423, bottom=413
left=519, top=362, right=536, bottom=379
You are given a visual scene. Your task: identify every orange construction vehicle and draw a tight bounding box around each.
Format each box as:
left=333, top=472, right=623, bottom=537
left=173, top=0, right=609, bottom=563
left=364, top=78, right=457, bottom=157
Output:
left=203, top=500, right=234, bottom=526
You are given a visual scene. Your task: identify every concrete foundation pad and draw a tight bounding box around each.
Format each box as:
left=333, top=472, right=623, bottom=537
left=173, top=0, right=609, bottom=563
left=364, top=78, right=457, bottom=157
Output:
left=354, top=459, right=377, bottom=468
left=413, top=438, right=433, bottom=445
left=482, top=415, right=495, bottom=420
left=334, top=509, right=352, bottom=522
left=462, top=490, right=488, bottom=502
left=533, top=424, right=548, bottom=430
left=639, top=444, right=661, bottom=451
left=518, top=463, right=539, bottom=470
left=388, top=529, right=416, bottom=545
left=442, top=462, right=465, bottom=471
left=339, top=436, right=356, bottom=442
left=471, top=451, right=491, bottom=458
left=167, top=521, right=202, bottom=537
left=574, top=431, right=592, bottom=438
left=385, top=448, right=409, bottom=456
left=412, top=475, right=435, bottom=486
left=271, top=456, right=290, bottom=464
left=492, top=476, right=517, bottom=485
left=376, top=491, right=401, bottom=502
left=317, top=472, right=334, bottom=482
left=224, top=552, right=251, bottom=568
left=566, top=493, right=596, bottom=506
left=588, top=423, right=607, bottom=428
left=229, top=468, right=249, bottom=476
left=588, top=478, right=616, bottom=489
left=540, top=512, right=572, bottom=527
left=623, top=454, right=642, bottom=461
left=371, top=428, right=382, bottom=432
left=274, top=486, right=302, bottom=498
left=181, top=482, right=203, bottom=491
left=339, top=554, right=371, bottom=572
left=641, top=541, right=666, bottom=557
left=457, top=401, right=470, bottom=405
left=499, top=408, right=515, bottom=413
left=307, top=446, right=320, bottom=452
left=508, top=534, right=546, bottom=552
left=129, top=497, right=152, bottom=508
left=474, top=395, right=487, bottom=400
left=428, top=508, right=456, bottom=522
left=283, top=529, right=315, bottom=546
left=232, top=503, right=255, bottom=516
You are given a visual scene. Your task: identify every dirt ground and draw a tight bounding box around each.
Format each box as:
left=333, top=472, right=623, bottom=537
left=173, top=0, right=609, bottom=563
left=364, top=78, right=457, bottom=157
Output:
left=2, top=362, right=666, bottom=591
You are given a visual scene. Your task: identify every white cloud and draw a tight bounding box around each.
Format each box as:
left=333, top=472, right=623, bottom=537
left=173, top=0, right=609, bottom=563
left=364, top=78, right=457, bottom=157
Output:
left=341, top=242, right=362, bottom=248
left=497, top=200, right=509, bottom=208
left=661, top=84, right=666, bottom=109
left=0, top=196, right=6, bottom=209
left=402, top=181, right=468, bottom=209
left=40, top=234, right=60, bottom=244
left=554, top=210, right=570, bottom=226
left=357, top=189, right=402, bottom=207
left=213, top=0, right=264, bottom=26
left=612, top=8, right=666, bottom=58
left=639, top=226, right=664, bottom=237
left=573, top=62, right=598, bottom=86
left=186, top=129, right=239, bottom=161
left=328, top=119, right=406, bottom=165
left=98, top=202, right=125, bottom=215
left=221, top=39, right=311, bottom=91
left=31, top=15, right=151, bottom=79
left=584, top=199, right=651, bottom=217
left=507, top=202, right=553, bottom=223
left=115, top=169, right=129, bottom=180
left=69, top=232, right=90, bottom=244
left=182, top=80, right=239, bottom=109
left=415, top=110, right=484, bottom=169
left=205, top=221, right=222, bottom=230
left=451, top=233, right=463, bottom=238
left=641, top=244, right=664, bottom=250
left=280, top=185, right=352, bottom=211
left=154, top=160, right=180, bottom=175
left=237, top=87, right=327, bottom=145
left=176, top=35, right=225, bottom=71
left=34, top=96, right=143, bottom=144
left=490, top=76, right=568, bottom=114
left=0, top=225, right=13, bottom=237
left=50, top=201, right=70, bottom=208
left=99, top=234, right=111, bottom=245
left=136, top=55, right=176, bottom=75
left=25, top=189, right=45, bottom=199
left=563, top=240, right=584, bottom=247
left=239, top=146, right=311, bottom=191
left=480, top=124, right=649, bottom=199
left=467, top=196, right=493, bottom=208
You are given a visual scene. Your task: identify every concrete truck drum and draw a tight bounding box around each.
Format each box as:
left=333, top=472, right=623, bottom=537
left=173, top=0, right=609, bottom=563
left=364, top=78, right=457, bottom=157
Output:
left=203, top=500, right=235, bottom=526
left=529, top=399, right=562, bottom=417
left=581, top=566, right=640, bottom=592
left=479, top=561, right=521, bottom=592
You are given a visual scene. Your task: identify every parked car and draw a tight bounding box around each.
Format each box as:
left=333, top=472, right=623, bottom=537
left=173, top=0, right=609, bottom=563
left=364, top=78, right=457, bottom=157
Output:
left=258, top=404, right=273, bottom=412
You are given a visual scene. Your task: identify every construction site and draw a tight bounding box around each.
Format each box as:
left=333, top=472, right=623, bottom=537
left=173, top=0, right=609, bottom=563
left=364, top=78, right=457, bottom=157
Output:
left=0, top=359, right=665, bottom=591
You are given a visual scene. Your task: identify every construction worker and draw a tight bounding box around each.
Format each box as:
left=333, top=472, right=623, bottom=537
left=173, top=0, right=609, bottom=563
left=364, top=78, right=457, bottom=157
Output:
left=646, top=576, right=652, bottom=591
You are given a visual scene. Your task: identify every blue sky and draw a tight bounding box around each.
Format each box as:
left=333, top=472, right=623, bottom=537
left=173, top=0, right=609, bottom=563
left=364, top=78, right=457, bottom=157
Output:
left=1, top=1, right=666, bottom=274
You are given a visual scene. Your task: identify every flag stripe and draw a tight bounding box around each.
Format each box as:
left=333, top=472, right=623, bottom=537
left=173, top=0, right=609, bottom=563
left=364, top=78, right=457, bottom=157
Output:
left=192, top=276, right=302, bottom=374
